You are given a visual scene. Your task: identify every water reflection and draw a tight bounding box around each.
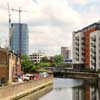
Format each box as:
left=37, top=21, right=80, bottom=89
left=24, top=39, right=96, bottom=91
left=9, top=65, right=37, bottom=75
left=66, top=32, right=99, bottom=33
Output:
left=40, top=78, right=83, bottom=100
left=40, top=78, right=100, bottom=100
left=73, top=80, right=100, bottom=100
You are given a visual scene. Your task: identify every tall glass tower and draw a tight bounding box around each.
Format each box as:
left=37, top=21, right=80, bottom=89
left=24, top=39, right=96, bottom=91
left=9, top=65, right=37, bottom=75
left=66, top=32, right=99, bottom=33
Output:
left=10, top=23, right=29, bottom=55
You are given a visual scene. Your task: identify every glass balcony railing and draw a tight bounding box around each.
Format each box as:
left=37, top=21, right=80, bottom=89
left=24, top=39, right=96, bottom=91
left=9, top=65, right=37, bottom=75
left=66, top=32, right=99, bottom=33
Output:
left=91, top=37, right=96, bottom=41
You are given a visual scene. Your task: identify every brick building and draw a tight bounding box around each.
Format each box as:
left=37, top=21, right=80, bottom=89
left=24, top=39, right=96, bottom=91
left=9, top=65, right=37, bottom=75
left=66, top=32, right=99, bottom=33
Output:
left=0, top=48, right=22, bottom=83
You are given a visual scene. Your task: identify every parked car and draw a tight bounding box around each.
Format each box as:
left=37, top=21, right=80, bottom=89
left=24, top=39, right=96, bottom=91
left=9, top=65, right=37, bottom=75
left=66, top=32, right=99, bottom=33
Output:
left=18, top=78, right=23, bottom=83
left=23, top=74, right=34, bottom=81
left=39, top=72, right=48, bottom=78
left=23, top=75, right=30, bottom=81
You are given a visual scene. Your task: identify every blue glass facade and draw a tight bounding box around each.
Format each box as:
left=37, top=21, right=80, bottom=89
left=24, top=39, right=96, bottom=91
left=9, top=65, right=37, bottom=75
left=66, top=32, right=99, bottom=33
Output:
left=10, top=23, right=29, bottom=55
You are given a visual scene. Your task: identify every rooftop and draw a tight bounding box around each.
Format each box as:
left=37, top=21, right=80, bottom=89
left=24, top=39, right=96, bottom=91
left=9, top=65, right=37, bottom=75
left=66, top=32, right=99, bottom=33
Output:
left=73, top=22, right=100, bottom=34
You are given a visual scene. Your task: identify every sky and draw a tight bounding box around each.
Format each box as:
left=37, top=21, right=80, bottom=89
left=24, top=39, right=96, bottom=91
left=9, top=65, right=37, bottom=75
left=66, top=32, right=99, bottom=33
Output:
left=0, top=0, right=100, bottom=55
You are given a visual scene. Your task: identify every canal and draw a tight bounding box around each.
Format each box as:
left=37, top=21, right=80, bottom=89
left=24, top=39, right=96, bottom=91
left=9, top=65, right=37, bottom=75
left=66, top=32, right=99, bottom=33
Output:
left=39, top=78, right=100, bottom=100
left=19, top=78, right=100, bottom=100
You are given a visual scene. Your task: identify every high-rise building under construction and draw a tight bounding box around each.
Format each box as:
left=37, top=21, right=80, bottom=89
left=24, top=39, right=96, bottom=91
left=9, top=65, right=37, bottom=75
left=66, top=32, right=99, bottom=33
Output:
left=10, top=23, right=29, bottom=55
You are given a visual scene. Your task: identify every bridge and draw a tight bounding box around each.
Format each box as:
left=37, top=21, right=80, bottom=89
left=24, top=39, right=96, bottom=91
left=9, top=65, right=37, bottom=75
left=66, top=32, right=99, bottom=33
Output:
left=45, top=67, right=98, bottom=79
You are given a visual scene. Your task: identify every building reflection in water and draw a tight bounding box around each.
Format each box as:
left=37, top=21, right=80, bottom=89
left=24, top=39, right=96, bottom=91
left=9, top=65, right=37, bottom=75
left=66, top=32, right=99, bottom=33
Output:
left=73, top=80, right=100, bottom=100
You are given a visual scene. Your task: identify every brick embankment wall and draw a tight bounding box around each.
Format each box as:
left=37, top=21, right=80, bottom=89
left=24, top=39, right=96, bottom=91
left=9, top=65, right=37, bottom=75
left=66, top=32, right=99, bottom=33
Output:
left=0, top=77, right=53, bottom=100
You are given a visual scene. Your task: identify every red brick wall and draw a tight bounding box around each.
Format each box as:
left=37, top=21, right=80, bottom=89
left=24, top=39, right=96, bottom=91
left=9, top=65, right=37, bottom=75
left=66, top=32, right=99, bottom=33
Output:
left=85, top=86, right=90, bottom=100
left=0, top=50, right=22, bottom=82
left=0, top=66, right=9, bottom=81
left=0, top=51, right=7, bottom=64
left=84, top=28, right=96, bottom=68
left=0, top=51, right=8, bottom=82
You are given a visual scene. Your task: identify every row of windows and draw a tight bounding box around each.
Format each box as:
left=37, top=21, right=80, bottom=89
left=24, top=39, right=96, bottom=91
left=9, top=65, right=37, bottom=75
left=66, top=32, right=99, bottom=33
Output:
left=30, top=57, right=40, bottom=59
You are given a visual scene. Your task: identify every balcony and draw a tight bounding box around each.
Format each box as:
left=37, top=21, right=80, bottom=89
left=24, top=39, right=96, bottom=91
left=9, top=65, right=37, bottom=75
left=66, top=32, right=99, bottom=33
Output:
left=82, top=48, right=85, bottom=51
left=76, top=52, right=79, bottom=56
left=91, top=48, right=96, bottom=54
left=81, top=37, right=85, bottom=40
left=82, top=52, right=85, bottom=56
left=75, top=42, right=79, bottom=46
left=75, top=58, right=79, bottom=61
left=91, top=37, right=96, bottom=42
left=91, top=55, right=96, bottom=61
left=81, top=58, right=85, bottom=62
left=81, top=42, right=85, bottom=45
left=75, top=47, right=79, bottom=51
left=91, top=61, right=96, bottom=66
left=91, top=42, right=96, bottom=47
left=75, top=37, right=79, bottom=41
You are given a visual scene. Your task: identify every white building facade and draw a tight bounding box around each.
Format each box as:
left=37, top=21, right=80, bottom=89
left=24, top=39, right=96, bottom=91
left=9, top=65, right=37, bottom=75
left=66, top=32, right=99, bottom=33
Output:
left=30, top=53, right=42, bottom=64
left=73, top=22, right=100, bottom=71
left=90, top=30, right=100, bottom=71
left=73, top=31, right=85, bottom=65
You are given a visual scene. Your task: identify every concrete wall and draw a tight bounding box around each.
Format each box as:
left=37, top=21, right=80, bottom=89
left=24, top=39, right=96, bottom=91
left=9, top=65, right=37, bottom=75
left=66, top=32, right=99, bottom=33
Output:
left=17, top=84, right=53, bottom=100
left=0, top=77, right=53, bottom=100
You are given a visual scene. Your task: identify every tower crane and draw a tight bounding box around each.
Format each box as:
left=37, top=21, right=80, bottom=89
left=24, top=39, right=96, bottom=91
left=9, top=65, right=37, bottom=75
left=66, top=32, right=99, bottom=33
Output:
left=7, top=4, right=28, bottom=55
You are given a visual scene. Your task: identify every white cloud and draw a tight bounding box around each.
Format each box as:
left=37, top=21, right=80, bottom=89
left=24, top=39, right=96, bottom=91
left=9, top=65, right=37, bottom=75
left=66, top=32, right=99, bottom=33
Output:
left=27, top=0, right=82, bottom=55
left=67, top=0, right=89, bottom=5
left=1, top=0, right=99, bottom=55
left=0, top=0, right=82, bottom=55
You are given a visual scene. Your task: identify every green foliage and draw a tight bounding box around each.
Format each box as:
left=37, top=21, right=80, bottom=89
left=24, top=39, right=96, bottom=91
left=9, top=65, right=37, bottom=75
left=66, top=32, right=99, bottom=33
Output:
left=54, top=55, right=63, bottom=67
left=39, top=62, right=51, bottom=67
left=21, top=54, right=64, bottom=73
left=21, top=55, right=36, bottom=73
left=41, top=56, right=49, bottom=62
left=21, top=55, right=52, bottom=73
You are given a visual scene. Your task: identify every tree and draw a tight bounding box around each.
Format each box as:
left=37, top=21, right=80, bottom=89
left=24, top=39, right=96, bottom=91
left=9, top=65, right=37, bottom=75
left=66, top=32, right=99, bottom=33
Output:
left=40, top=56, right=51, bottom=67
left=38, top=62, right=51, bottom=67
left=41, top=56, right=49, bottom=62
left=54, top=55, right=63, bottom=67
left=21, top=55, right=36, bottom=73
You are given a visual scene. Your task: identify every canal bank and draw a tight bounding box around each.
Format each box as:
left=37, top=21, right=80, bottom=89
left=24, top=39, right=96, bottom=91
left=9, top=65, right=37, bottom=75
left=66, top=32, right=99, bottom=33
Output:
left=17, top=84, right=53, bottom=100
left=0, top=77, right=53, bottom=100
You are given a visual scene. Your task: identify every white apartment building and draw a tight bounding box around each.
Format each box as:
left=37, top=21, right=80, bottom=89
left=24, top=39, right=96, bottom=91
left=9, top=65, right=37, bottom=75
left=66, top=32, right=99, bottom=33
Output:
left=73, top=22, right=100, bottom=71
left=30, top=53, right=42, bottom=64
left=73, top=31, right=85, bottom=65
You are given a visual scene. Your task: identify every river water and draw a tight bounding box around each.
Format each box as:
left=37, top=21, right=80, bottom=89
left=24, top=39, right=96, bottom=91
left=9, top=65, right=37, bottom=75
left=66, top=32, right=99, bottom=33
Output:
left=39, top=78, right=100, bottom=100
